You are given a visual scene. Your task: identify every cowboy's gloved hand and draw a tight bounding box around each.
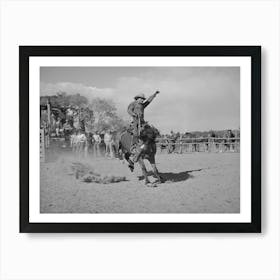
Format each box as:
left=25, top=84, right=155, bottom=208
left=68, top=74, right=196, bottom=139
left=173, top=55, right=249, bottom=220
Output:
left=155, top=91, right=160, bottom=95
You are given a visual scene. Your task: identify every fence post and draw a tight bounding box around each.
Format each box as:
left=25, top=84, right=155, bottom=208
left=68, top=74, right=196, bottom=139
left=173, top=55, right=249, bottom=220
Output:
left=40, top=128, right=45, bottom=163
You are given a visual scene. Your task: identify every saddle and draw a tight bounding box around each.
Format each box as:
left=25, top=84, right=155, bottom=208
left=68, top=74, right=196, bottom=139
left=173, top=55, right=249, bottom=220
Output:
left=123, top=121, right=156, bottom=154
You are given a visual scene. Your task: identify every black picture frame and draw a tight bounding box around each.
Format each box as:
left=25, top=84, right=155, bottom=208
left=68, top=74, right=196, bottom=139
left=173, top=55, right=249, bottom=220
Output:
left=20, top=46, right=261, bottom=233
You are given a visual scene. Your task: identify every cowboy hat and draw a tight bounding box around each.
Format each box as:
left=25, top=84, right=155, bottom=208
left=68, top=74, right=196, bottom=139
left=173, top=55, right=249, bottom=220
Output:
left=134, top=93, right=146, bottom=100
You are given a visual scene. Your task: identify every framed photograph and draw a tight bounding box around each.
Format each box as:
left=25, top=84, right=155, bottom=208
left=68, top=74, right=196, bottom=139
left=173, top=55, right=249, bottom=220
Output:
left=20, top=46, right=261, bottom=233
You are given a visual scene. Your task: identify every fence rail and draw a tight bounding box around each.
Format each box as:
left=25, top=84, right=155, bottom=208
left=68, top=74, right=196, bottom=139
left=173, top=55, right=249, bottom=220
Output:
left=41, top=129, right=240, bottom=156
left=156, top=137, right=240, bottom=153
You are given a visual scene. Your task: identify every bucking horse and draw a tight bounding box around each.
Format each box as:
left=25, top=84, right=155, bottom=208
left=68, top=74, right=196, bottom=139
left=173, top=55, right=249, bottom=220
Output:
left=118, top=123, right=164, bottom=186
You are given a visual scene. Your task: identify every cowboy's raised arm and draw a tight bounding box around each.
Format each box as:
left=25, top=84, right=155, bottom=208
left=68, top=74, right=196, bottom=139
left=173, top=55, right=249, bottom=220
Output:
left=143, top=91, right=160, bottom=108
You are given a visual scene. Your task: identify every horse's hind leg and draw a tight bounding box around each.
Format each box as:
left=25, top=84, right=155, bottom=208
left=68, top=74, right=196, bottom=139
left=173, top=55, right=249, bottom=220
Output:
left=138, top=158, right=150, bottom=185
left=84, top=142, right=88, bottom=158
left=109, top=142, right=114, bottom=158
left=151, top=163, right=164, bottom=183
left=116, top=142, right=123, bottom=160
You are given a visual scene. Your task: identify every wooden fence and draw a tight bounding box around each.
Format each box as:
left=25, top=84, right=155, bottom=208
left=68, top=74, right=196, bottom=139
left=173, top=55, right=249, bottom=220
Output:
left=40, top=128, right=51, bottom=162
left=40, top=129, right=45, bottom=162
left=156, top=137, right=240, bottom=153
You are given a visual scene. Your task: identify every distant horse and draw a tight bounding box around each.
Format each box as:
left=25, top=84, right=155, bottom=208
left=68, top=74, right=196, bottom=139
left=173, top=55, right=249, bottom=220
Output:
left=118, top=124, right=163, bottom=185
left=70, top=130, right=88, bottom=157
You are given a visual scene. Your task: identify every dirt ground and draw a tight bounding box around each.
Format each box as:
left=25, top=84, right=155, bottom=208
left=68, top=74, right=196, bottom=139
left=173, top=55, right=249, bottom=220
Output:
left=40, top=151, right=240, bottom=213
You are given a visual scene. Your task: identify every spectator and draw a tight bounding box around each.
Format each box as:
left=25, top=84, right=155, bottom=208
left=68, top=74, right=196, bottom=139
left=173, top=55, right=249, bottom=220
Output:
left=55, top=117, right=62, bottom=137
left=178, top=133, right=183, bottom=154
left=225, top=129, right=235, bottom=152
left=63, top=119, right=73, bottom=146
left=104, top=130, right=114, bottom=158
left=92, top=130, right=101, bottom=157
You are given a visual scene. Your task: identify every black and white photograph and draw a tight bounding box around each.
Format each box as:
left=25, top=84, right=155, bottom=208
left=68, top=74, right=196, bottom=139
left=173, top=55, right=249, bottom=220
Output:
left=39, top=66, right=241, bottom=214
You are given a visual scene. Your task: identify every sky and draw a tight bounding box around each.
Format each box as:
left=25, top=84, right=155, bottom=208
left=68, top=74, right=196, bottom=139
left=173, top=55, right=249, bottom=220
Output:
left=40, top=67, right=240, bottom=134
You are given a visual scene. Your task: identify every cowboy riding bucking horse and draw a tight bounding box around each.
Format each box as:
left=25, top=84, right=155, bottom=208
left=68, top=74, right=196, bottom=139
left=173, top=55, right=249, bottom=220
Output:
left=127, top=90, right=160, bottom=162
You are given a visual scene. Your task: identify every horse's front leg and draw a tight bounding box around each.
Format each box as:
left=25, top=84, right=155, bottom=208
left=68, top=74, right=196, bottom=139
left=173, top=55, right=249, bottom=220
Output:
left=124, top=153, right=134, bottom=172
left=138, top=158, right=150, bottom=185
left=151, top=163, right=164, bottom=183
left=148, top=156, right=164, bottom=183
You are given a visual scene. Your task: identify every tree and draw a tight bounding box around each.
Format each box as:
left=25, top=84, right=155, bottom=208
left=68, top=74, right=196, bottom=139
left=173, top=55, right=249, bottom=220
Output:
left=40, top=93, right=128, bottom=132
left=40, top=93, right=88, bottom=108
left=68, top=93, right=88, bottom=107
left=89, top=98, right=119, bottom=131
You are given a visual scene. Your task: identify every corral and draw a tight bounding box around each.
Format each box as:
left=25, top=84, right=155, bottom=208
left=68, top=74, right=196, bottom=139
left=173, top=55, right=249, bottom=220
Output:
left=39, top=96, right=240, bottom=214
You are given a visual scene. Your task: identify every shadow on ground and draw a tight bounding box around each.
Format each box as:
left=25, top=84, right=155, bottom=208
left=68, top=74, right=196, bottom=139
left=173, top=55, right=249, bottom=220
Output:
left=138, top=169, right=202, bottom=182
